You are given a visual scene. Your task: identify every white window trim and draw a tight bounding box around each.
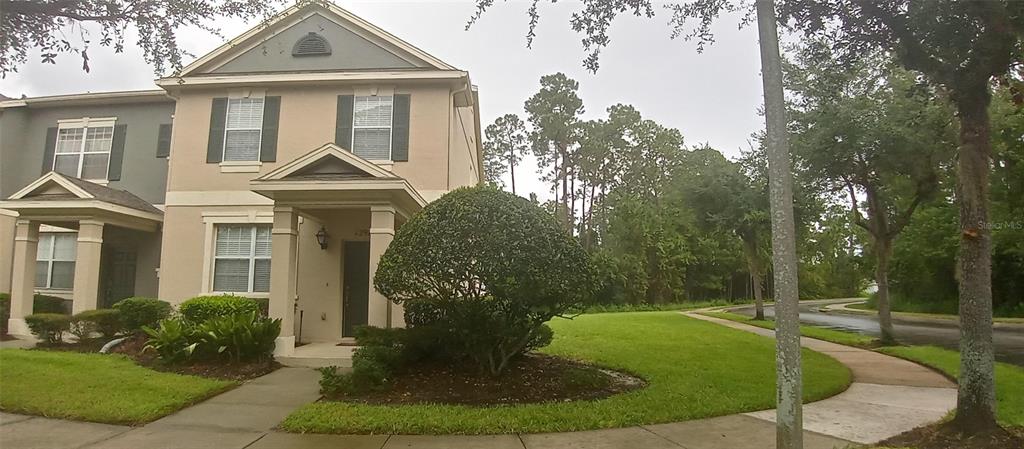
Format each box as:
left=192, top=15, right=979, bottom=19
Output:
left=200, top=212, right=273, bottom=297
left=36, top=232, right=76, bottom=291
left=54, top=117, right=117, bottom=181
left=212, top=225, right=270, bottom=294
left=351, top=95, right=394, bottom=161
left=222, top=97, right=264, bottom=163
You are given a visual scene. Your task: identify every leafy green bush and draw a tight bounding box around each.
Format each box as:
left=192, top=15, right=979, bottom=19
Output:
left=113, top=297, right=172, bottom=331
left=33, top=294, right=67, bottom=314
left=25, top=313, right=71, bottom=344
left=374, top=186, right=595, bottom=375
left=316, top=327, right=409, bottom=396
left=179, top=295, right=261, bottom=324
left=143, top=318, right=198, bottom=364
left=194, top=312, right=280, bottom=363
left=72, top=309, right=122, bottom=339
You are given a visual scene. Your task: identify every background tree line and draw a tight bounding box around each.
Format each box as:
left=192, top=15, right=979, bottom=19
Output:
left=484, top=61, right=1024, bottom=321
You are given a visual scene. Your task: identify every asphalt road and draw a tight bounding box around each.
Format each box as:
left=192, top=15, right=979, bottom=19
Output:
left=731, top=299, right=1024, bottom=366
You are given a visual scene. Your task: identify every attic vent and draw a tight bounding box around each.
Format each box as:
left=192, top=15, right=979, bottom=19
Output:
left=292, top=32, right=332, bottom=57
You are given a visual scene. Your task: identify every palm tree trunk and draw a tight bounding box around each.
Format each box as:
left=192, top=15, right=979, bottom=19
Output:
left=755, top=1, right=802, bottom=448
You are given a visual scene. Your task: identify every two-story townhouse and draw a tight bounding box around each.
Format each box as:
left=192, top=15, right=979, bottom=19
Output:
left=0, top=91, right=174, bottom=326
left=1, top=1, right=482, bottom=358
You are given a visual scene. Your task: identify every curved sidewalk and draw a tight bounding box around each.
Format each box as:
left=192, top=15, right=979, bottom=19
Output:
left=0, top=313, right=956, bottom=449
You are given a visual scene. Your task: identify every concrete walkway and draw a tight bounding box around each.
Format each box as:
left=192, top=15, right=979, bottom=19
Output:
left=1, top=313, right=958, bottom=449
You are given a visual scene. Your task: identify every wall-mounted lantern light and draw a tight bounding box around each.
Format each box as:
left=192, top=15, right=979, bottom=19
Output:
left=315, top=226, right=329, bottom=250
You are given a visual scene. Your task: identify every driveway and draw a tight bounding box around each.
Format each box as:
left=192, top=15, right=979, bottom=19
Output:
left=731, top=298, right=1024, bottom=366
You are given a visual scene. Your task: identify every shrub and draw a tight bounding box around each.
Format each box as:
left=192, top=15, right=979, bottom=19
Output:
left=194, top=312, right=281, bottom=363
left=113, top=297, right=172, bottom=331
left=317, top=349, right=397, bottom=396
left=179, top=295, right=261, bottom=324
left=143, top=318, right=197, bottom=364
left=374, top=186, right=595, bottom=375
left=25, top=313, right=71, bottom=344
left=72, top=309, right=123, bottom=339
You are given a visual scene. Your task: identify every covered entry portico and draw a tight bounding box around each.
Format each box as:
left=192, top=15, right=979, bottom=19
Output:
left=1, top=173, right=163, bottom=336
left=250, top=143, right=424, bottom=357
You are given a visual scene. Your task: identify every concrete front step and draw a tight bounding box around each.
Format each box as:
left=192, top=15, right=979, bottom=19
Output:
left=276, top=341, right=356, bottom=368
left=276, top=355, right=352, bottom=368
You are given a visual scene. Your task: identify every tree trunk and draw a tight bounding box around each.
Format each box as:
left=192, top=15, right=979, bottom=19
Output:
left=742, top=236, right=765, bottom=320
left=755, top=2, right=803, bottom=448
left=509, top=150, right=517, bottom=195
left=874, top=238, right=896, bottom=344
left=864, top=186, right=897, bottom=344
left=952, top=87, right=997, bottom=432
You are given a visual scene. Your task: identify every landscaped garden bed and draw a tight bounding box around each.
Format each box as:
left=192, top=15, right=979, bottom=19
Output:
left=282, top=311, right=852, bottom=434
left=325, top=353, right=644, bottom=406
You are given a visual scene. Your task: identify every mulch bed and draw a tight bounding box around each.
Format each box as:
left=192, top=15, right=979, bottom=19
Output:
left=878, top=421, right=1023, bottom=449
left=32, top=333, right=278, bottom=381
left=328, top=353, right=645, bottom=406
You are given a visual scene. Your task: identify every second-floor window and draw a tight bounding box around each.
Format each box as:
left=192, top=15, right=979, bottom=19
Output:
left=35, top=233, right=76, bottom=290
left=54, top=120, right=114, bottom=180
left=213, top=224, right=271, bottom=293
left=224, top=98, right=264, bottom=161
left=353, top=96, right=392, bottom=160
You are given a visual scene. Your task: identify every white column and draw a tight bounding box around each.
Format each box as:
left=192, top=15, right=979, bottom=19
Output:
left=72, top=220, right=104, bottom=314
left=269, top=206, right=298, bottom=356
left=8, top=220, right=39, bottom=336
left=368, top=205, right=395, bottom=328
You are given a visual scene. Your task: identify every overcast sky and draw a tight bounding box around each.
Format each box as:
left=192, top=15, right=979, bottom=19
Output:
left=0, top=0, right=765, bottom=200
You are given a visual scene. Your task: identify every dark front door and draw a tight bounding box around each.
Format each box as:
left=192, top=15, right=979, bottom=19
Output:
left=102, top=249, right=136, bottom=308
left=342, top=241, right=370, bottom=337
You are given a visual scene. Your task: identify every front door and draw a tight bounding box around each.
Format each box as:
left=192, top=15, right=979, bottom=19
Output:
left=342, top=241, right=370, bottom=337
left=102, top=249, right=136, bottom=308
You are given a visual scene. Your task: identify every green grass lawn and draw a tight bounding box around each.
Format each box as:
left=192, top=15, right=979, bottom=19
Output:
left=0, top=349, right=236, bottom=425
left=701, top=311, right=880, bottom=348
left=877, top=346, right=1023, bottom=429
left=281, top=312, right=852, bottom=434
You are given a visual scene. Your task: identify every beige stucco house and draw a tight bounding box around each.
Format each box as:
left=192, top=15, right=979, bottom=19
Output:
left=0, top=1, right=482, bottom=357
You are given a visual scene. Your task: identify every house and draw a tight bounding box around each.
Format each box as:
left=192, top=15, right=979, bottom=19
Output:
left=0, top=1, right=482, bottom=358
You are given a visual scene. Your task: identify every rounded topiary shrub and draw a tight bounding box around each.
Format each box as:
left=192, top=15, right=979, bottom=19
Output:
left=375, top=186, right=595, bottom=375
left=72, top=309, right=123, bottom=339
left=33, top=294, right=67, bottom=314
left=25, top=313, right=71, bottom=344
left=113, top=297, right=172, bottom=331
left=179, top=295, right=262, bottom=324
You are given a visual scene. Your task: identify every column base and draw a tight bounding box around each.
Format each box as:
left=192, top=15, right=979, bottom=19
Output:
left=7, top=318, right=32, bottom=338
left=274, top=335, right=295, bottom=357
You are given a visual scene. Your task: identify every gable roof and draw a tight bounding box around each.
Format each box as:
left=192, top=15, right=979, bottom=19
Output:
left=255, top=142, right=397, bottom=182
left=175, top=1, right=456, bottom=77
left=8, top=172, right=162, bottom=215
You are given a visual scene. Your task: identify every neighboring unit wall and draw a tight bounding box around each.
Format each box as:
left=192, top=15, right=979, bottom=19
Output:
left=0, top=101, right=174, bottom=205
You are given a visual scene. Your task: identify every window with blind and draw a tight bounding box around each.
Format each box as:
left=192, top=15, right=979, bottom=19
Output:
left=224, top=98, right=264, bottom=161
left=213, top=224, right=271, bottom=293
left=35, top=233, right=76, bottom=290
left=352, top=96, right=393, bottom=160
left=54, top=122, right=114, bottom=180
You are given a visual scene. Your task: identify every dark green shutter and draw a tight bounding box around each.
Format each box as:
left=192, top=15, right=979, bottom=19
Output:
left=260, top=96, right=280, bottom=162
left=391, top=94, right=410, bottom=161
left=41, top=127, right=58, bottom=174
left=207, top=97, right=228, bottom=163
left=107, top=124, right=127, bottom=181
left=156, top=124, right=172, bottom=158
left=335, top=95, right=354, bottom=150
